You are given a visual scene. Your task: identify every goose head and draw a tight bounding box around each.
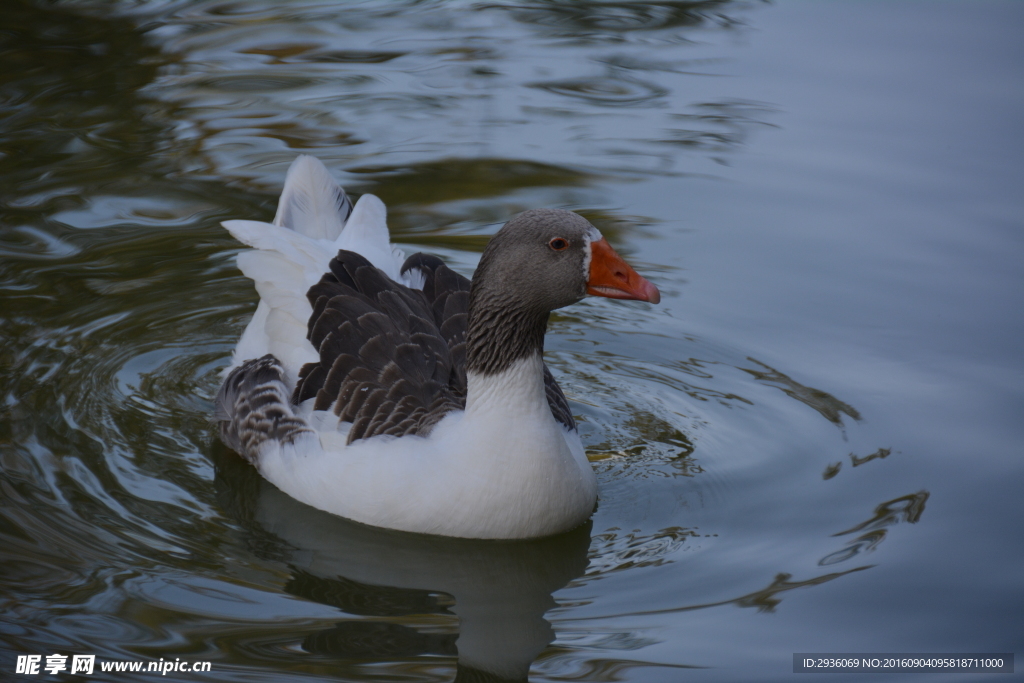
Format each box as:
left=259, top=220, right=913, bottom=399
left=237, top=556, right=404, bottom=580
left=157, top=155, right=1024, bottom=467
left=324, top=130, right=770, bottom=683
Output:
left=467, top=209, right=659, bottom=375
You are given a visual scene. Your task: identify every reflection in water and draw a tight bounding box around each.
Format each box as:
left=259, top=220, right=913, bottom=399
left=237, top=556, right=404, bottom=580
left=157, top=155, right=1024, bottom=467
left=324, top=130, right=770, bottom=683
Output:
left=529, top=73, right=668, bottom=107
left=850, top=447, right=892, bottom=468
left=0, top=0, right=174, bottom=205
left=584, top=409, right=696, bottom=468
left=572, top=565, right=872, bottom=622
left=348, top=158, right=596, bottom=238
left=493, top=0, right=746, bottom=36
left=822, top=448, right=893, bottom=479
left=731, top=569, right=872, bottom=613
left=215, top=450, right=591, bottom=682
left=822, top=461, right=842, bottom=480
left=587, top=527, right=699, bottom=575
left=239, top=44, right=407, bottom=65
left=145, top=0, right=769, bottom=187
left=536, top=656, right=702, bottom=680
left=820, top=491, right=930, bottom=567
left=819, top=531, right=887, bottom=567
left=741, top=358, right=862, bottom=427
left=302, top=621, right=455, bottom=660
left=834, top=491, right=929, bottom=537
left=659, top=100, right=778, bottom=165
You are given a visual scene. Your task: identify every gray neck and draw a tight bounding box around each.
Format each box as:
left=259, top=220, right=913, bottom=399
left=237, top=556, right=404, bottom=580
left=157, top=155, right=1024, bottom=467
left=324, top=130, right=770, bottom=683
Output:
left=466, top=287, right=549, bottom=376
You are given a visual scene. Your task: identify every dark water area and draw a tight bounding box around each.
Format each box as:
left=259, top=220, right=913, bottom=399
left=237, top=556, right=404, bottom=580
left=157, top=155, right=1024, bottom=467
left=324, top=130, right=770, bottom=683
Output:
left=2, top=1, right=1022, bottom=681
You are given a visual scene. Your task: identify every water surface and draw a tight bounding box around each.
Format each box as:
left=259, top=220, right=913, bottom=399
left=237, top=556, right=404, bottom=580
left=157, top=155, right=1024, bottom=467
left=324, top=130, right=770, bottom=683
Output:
left=2, top=1, right=1022, bottom=681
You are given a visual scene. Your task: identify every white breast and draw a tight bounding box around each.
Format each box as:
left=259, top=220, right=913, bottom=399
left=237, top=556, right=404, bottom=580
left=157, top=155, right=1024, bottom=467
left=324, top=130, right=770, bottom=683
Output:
left=254, top=355, right=598, bottom=539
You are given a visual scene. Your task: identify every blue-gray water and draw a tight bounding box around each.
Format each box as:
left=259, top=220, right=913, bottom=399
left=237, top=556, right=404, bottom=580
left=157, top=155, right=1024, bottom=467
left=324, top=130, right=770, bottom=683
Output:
left=2, top=1, right=1022, bottom=681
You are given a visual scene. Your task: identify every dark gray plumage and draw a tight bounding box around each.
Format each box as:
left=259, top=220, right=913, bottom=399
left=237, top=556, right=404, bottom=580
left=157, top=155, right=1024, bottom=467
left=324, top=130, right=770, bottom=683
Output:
left=466, top=209, right=595, bottom=376
left=291, top=250, right=465, bottom=443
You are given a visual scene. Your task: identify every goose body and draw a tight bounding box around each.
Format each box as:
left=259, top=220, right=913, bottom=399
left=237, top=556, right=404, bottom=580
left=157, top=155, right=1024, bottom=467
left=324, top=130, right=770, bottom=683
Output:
left=216, top=155, right=659, bottom=539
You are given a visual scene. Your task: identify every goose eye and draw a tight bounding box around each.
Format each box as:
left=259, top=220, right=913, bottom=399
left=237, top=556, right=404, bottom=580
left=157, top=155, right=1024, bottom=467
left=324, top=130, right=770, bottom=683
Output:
left=548, top=237, right=569, bottom=251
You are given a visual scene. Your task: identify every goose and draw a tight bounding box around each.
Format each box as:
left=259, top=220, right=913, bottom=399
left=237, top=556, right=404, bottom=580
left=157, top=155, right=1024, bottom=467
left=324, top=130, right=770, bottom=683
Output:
left=215, top=155, right=659, bottom=539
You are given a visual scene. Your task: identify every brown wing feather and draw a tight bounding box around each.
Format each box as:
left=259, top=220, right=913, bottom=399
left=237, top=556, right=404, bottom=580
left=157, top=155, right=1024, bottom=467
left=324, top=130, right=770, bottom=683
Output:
left=293, top=251, right=464, bottom=443
left=293, top=249, right=575, bottom=444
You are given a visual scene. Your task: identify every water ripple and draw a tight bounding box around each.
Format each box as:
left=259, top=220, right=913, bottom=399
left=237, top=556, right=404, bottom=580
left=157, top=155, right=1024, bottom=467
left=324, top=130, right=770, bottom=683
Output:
left=529, top=74, right=668, bottom=107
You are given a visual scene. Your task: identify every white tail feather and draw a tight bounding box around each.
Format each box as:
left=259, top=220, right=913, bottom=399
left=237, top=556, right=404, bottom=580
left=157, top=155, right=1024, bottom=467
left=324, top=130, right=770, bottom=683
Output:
left=273, top=155, right=351, bottom=241
left=232, top=300, right=270, bottom=369
left=223, top=155, right=417, bottom=378
left=223, top=219, right=332, bottom=273
left=339, top=194, right=407, bottom=282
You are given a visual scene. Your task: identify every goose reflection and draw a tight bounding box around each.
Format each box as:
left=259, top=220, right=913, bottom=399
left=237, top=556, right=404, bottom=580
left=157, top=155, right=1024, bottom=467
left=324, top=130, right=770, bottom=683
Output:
left=215, top=447, right=592, bottom=682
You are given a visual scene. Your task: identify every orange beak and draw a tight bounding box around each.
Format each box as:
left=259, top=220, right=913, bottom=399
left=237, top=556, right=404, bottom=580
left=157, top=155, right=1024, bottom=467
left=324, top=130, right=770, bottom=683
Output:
left=587, top=238, right=660, bottom=304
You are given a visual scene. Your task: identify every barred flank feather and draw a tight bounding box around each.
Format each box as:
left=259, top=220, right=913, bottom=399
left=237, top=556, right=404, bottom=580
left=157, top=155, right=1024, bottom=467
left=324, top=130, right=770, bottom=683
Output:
left=216, top=355, right=313, bottom=462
